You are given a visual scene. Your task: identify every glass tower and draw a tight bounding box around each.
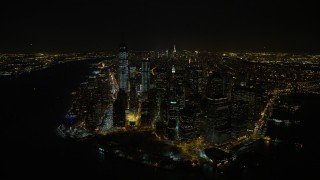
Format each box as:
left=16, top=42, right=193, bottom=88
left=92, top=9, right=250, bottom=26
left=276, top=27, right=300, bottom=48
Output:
left=118, top=43, right=129, bottom=93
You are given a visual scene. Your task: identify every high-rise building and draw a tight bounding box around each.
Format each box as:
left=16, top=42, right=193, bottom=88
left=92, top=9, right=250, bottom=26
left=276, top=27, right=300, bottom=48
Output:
left=167, top=99, right=179, bottom=140
left=118, top=43, right=129, bottom=93
left=179, top=105, right=197, bottom=143
left=206, top=72, right=231, bottom=144
left=166, top=87, right=179, bottom=140
left=140, top=101, right=152, bottom=127
left=231, top=100, right=249, bottom=136
left=113, top=89, right=127, bottom=127
left=232, top=84, right=263, bottom=122
left=172, top=44, right=176, bottom=58
left=171, top=65, right=176, bottom=74
left=141, top=58, right=150, bottom=92
left=206, top=72, right=229, bottom=98
left=207, top=97, right=230, bottom=144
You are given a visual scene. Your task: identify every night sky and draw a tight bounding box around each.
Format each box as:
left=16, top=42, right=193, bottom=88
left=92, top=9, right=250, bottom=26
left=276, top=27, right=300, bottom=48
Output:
left=1, top=0, right=319, bottom=53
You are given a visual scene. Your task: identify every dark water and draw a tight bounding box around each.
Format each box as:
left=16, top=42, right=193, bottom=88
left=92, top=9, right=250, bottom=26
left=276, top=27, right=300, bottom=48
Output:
left=1, top=60, right=98, bottom=178
left=220, top=94, right=320, bottom=180
left=1, top=60, right=319, bottom=179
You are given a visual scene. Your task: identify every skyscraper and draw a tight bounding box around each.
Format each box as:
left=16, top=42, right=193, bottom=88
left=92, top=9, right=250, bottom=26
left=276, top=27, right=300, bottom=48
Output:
left=141, top=58, right=150, bottom=93
left=179, top=105, right=197, bottom=143
left=231, top=100, right=249, bottom=136
left=113, top=89, right=127, bottom=127
left=206, top=72, right=231, bottom=144
left=206, top=72, right=228, bottom=98
left=118, top=43, right=129, bottom=93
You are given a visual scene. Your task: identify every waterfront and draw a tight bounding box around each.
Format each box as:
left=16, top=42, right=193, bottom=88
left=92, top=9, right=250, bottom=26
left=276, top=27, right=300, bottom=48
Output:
left=1, top=59, right=319, bottom=179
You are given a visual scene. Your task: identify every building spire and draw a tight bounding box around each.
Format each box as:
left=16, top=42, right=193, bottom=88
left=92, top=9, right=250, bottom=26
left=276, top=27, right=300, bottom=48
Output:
left=172, top=44, right=176, bottom=58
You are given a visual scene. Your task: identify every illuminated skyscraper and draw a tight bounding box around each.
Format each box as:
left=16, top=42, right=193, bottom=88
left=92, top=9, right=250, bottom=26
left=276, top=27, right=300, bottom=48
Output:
left=118, top=43, right=129, bottom=93
left=173, top=44, right=176, bottom=57
left=141, top=58, right=150, bottom=92
left=167, top=97, right=179, bottom=141
left=171, top=65, right=176, bottom=74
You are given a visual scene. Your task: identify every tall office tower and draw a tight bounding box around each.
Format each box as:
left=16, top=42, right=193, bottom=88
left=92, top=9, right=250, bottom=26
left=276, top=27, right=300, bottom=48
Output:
left=171, top=65, right=176, bottom=74
left=179, top=105, right=197, bottom=143
left=232, top=84, right=263, bottom=122
left=140, top=101, right=152, bottom=127
left=166, top=83, right=180, bottom=141
left=141, top=58, right=150, bottom=92
left=231, top=100, right=249, bottom=136
left=172, top=72, right=185, bottom=109
left=113, top=89, right=127, bottom=127
left=207, top=97, right=230, bottom=144
left=206, top=72, right=231, bottom=144
left=129, top=77, right=138, bottom=110
left=84, top=76, right=100, bottom=131
left=167, top=97, right=179, bottom=141
left=140, top=89, right=157, bottom=127
left=206, top=72, right=228, bottom=98
left=185, top=66, right=203, bottom=94
left=97, top=69, right=113, bottom=130
left=155, top=69, right=167, bottom=91
left=118, top=43, right=129, bottom=94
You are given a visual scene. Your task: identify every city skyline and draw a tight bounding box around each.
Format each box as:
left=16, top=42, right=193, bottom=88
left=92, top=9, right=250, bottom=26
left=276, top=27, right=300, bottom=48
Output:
left=2, top=1, right=320, bottom=178
left=1, top=45, right=319, bottom=178
left=1, top=0, right=319, bottom=53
